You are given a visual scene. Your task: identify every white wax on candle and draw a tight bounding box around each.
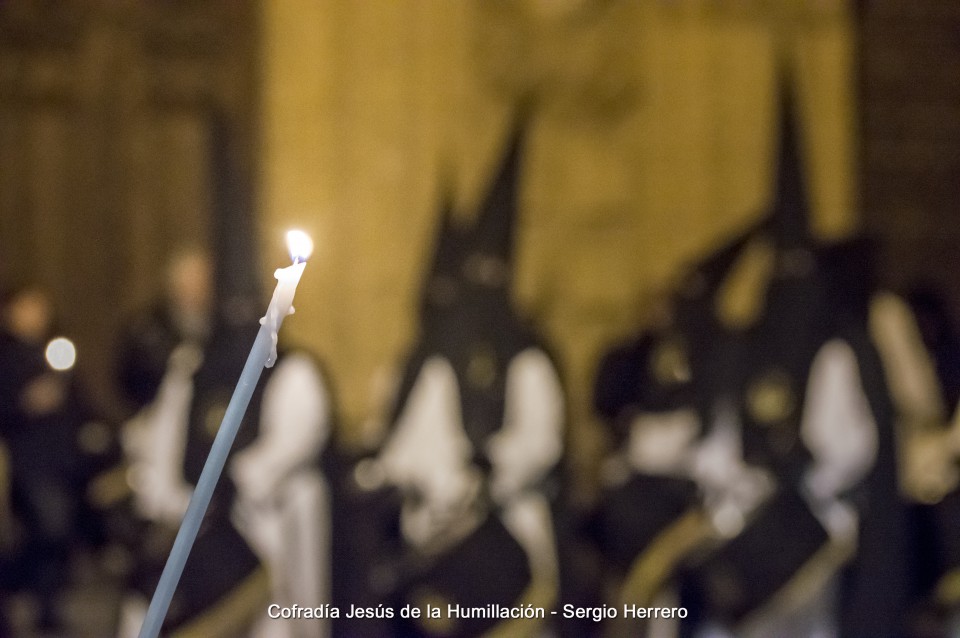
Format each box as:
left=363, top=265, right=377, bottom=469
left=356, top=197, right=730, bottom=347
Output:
left=260, top=261, right=307, bottom=368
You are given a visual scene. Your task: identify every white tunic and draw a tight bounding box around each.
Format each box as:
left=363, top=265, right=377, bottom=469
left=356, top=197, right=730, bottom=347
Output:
left=623, top=338, right=880, bottom=638
left=377, top=347, right=565, bottom=597
left=120, top=349, right=332, bottom=638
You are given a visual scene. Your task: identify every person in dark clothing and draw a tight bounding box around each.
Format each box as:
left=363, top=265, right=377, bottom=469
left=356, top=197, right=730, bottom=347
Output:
left=673, top=88, right=906, bottom=638
left=363, top=114, right=565, bottom=638
left=589, top=219, right=764, bottom=638
left=116, top=246, right=212, bottom=411
left=0, top=284, right=84, bottom=632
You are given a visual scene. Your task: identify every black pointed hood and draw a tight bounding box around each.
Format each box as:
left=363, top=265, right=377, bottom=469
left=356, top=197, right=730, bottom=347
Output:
left=469, top=116, right=526, bottom=283
left=770, top=84, right=813, bottom=254
left=421, top=179, right=466, bottom=315
left=752, top=81, right=833, bottom=351
left=420, top=114, right=532, bottom=328
left=399, top=116, right=542, bottom=448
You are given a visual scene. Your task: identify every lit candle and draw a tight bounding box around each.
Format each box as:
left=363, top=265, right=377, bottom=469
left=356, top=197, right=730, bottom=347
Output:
left=138, top=230, right=313, bottom=638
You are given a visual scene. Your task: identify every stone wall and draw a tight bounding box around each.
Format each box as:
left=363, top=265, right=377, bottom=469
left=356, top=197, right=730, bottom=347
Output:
left=0, top=0, right=258, bottom=417
left=260, top=0, right=860, bottom=479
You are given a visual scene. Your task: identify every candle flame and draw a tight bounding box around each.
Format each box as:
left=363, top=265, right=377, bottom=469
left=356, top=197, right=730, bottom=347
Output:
left=286, top=229, right=314, bottom=263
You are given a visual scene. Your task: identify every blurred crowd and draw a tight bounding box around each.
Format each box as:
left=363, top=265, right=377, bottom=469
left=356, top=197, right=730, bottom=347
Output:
left=3, top=103, right=960, bottom=638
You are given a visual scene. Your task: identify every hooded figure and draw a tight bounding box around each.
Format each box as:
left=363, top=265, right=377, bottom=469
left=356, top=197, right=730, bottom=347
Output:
left=588, top=204, right=767, bottom=638
left=117, top=113, right=333, bottom=638
left=372, top=115, right=565, bottom=637
left=674, top=84, right=907, bottom=638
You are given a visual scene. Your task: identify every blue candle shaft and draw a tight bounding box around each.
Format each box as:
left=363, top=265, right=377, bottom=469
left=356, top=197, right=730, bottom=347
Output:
left=138, top=323, right=273, bottom=638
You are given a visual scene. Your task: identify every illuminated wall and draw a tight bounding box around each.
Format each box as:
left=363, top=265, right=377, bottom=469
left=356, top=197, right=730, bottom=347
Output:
left=259, top=0, right=859, bottom=478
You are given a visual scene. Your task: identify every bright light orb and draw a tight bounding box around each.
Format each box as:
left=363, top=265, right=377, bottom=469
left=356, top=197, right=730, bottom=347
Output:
left=286, top=229, right=314, bottom=263
left=45, top=337, right=76, bottom=371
